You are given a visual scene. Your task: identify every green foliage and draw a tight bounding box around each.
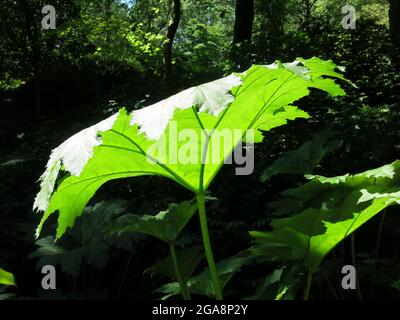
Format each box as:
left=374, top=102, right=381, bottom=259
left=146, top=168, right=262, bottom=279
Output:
left=107, top=199, right=205, bottom=299
left=29, top=236, right=101, bottom=277
left=251, top=161, right=400, bottom=272
left=176, top=0, right=235, bottom=74
left=0, top=77, right=25, bottom=91
left=314, top=0, right=389, bottom=27
left=260, top=130, right=343, bottom=182
left=392, top=280, right=400, bottom=291
left=108, top=200, right=198, bottom=244
left=0, top=0, right=167, bottom=89
left=156, top=252, right=250, bottom=299
left=130, top=0, right=171, bottom=33
left=245, top=265, right=301, bottom=300
left=145, top=246, right=204, bottom=282
left=30, top=199, right=137, bottom=276
left=176, top=19, right=227, bottom=74
left=60, top=1, right=166, bottom=73
left=0, top=267, right=15, bottom=286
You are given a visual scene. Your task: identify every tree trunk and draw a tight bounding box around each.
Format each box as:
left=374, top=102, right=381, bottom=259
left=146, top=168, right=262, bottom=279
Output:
left=233, top=0, right=254, bottom=44
left=231, top=0, right=254, bottom=70
left=164, top=0, right=181, bottom=89
left=389, top=0, right=400, bottom=49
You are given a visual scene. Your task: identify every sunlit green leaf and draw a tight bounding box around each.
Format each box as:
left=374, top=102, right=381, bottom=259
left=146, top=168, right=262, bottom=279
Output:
left=0, top=268, right=15, bottom=286
left=251, top=160, right=400, bottom=272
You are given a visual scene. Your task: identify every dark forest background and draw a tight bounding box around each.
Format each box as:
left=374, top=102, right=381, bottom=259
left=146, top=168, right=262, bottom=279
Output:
left=0, top=0, right=400, bottom=300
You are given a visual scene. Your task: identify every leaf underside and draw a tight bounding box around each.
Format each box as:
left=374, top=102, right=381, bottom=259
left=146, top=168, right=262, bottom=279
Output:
left=34, top=57, right=350, bottom=238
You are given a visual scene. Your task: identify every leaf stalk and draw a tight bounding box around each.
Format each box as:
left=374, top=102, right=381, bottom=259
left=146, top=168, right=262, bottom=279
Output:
left=169, top=243, right=191, bottom=300
left=302, top=270, right=313, bottom=300
left=196, top=192, right=223, bottom=300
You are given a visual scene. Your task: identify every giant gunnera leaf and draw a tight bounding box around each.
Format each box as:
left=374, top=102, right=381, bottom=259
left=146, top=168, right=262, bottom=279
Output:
left=34, top=57, right=351, bottom=238
left=251, top=160, right=400, bottom=273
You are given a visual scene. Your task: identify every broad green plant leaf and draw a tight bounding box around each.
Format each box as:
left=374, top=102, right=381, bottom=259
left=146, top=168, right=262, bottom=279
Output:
left=245, top=267, right=284, bottom=300
left=251, top=160, right=400, bottom=273
left=34, top=57, right=350, bottom=238
left=108, top=200, right=198, bottom=244
left=260, top=129, right=343, bottom=182
left=0, top=267, right=15, bottom=286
